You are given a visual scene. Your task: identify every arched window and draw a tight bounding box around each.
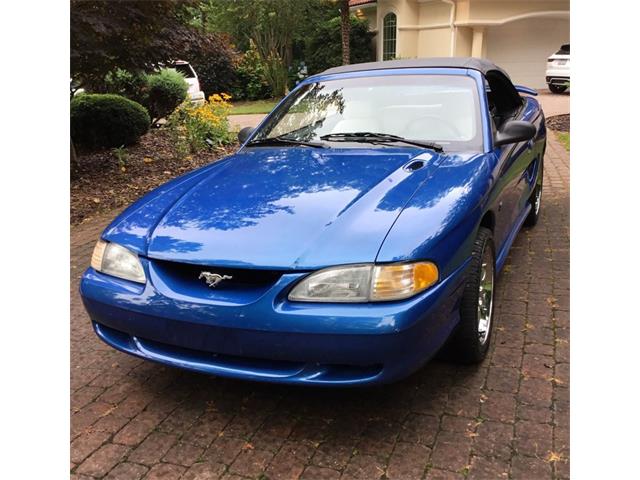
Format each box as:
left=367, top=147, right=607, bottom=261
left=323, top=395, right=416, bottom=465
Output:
left=382, top=13, right=397, bottom=60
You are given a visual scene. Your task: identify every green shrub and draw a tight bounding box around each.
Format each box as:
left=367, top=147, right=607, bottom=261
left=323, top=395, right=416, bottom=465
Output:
left=103, top=68, right=148, bottom=104
left=70, top=94, right=150, bottom=148
left=232, top=43, right=272, bottom=100
left=145, top=68, right=188, bottom=122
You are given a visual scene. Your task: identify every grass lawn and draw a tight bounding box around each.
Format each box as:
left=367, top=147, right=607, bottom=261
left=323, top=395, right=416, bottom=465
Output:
left=230, top=98, right=282, bottom=115
left=556, top=132, right=570, bottom=151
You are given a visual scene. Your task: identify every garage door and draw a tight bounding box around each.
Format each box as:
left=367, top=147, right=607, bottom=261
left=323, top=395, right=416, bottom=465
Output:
left=485, top=17, right=569, bottom=88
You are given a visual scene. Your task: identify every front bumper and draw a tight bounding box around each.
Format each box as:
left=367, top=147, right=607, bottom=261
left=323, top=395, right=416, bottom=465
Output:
left=80, top=259, right=469, bottom=386
left=545, top=74, right=570, bottom=86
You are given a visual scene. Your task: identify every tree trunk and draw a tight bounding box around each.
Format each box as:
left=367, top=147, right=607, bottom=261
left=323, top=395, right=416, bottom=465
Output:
left=71, top=137, right=79, bottom=179
left=340, top=0, right=350, bottom=65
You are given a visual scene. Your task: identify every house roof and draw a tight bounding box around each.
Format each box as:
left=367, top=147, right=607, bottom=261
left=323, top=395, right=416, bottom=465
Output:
left=348, top=0, right=376, bottom=6
left=321, top=57, right=511, bottom=80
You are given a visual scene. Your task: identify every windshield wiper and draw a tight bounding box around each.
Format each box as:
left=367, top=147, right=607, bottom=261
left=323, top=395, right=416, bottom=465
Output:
left=320, top=132, right=444, bottom=152
left=247, top=135, right=326, bottom=149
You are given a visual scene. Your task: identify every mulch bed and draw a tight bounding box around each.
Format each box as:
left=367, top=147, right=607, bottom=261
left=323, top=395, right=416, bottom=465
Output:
left=546, top=114, right=570, bottom=132
left=71, top=129, right=237, bottom=225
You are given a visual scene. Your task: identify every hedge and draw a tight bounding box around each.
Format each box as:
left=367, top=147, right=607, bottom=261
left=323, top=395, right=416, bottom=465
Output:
left=70, top=94, right=150, bottom=148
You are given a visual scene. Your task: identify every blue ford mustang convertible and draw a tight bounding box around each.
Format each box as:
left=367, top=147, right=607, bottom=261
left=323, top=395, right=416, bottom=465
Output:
left=81, top=58, right=546, bottom=386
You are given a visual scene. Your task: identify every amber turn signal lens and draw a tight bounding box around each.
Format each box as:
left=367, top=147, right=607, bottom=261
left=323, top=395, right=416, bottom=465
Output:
left=91, top=239, right=107, bottom=271
left=371, top=262, right=438, bottom=301
left=413, top=262, right=439, bottom=291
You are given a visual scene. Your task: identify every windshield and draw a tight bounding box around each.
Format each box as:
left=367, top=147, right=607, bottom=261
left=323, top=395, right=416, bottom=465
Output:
left=252, top=74, right=483, bottom=151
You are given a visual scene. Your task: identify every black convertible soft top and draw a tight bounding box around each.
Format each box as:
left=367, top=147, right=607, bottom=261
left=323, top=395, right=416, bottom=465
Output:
left=321, top=57, right=512, bottom=80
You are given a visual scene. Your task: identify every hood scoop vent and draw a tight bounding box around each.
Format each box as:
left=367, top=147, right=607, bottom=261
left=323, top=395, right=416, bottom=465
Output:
left=405, top=160, right=426, bottom=172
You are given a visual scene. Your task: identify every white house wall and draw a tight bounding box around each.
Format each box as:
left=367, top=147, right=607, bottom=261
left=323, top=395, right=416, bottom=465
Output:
left=359, top=0, right=569, bottom=87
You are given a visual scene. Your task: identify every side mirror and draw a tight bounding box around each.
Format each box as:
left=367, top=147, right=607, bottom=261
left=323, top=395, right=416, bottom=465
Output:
left=494, top=120, right=536, bottom=147
left=238, top=126, right=254, bottom=144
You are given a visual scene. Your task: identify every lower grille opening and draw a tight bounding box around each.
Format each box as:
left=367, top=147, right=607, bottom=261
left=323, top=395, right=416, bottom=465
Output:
left=95, top=322, right=383, bottom=383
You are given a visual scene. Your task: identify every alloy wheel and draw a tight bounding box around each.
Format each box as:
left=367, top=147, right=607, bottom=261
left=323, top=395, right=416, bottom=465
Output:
left=477, top=248, right=494, bottom=345
left=534, top=185, right=542, bottom=216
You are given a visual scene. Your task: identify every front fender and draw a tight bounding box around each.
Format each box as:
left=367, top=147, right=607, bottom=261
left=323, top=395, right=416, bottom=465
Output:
left=376, top=153, right=496, bottom=277
left=101, top=157, right=234, bottom=255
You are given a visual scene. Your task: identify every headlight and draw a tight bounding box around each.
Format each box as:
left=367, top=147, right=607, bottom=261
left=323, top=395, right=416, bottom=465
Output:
left=90, top=240, right=146, bottom=284
left=288, top=262, right=438, bottom=303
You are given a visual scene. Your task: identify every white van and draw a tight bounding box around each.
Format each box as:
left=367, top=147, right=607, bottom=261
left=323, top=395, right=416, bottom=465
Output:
left=171, top=61, right=205, bottom=105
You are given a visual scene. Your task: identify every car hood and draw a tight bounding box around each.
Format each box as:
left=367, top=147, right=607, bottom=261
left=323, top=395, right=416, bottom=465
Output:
left=104, top=146, right=447, bottom=269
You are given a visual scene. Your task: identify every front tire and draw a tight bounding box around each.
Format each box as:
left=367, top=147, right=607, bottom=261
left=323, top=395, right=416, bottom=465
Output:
left=548, top=83, right=567, bottom=94
left=448, top=227, right=496, bottom=364
left=524, top=160, right=544, bottom=227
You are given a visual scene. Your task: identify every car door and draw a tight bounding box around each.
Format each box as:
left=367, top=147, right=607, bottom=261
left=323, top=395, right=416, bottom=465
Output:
left=484, top=71, right=538, bottom=252
left=513, top=102, right=545, bottom=217
left=492, top=138, right=527, bottom=250
left=486, top=103, right=525, bottom=250
left=507, top=122, right=537, bottom=221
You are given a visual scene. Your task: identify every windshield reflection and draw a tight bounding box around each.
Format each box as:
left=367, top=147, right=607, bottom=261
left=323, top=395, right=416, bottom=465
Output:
left=253, top=74, right=482, bottom=152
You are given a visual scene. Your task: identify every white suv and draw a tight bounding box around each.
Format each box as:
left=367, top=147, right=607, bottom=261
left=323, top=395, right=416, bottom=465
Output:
left=172, top=61, right=205, bottom=105
left=545, top=44, right=570, bottom=94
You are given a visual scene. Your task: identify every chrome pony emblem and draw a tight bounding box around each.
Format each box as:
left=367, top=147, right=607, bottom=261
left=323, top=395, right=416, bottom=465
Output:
left=199, top=271, right=233, bottom=288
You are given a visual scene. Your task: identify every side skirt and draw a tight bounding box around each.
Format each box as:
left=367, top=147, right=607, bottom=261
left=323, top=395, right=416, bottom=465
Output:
left=495, top=203, right=532, bottom=273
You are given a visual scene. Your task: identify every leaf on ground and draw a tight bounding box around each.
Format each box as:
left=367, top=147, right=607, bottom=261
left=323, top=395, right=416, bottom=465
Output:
left=473, top=417, right=485, bottom=427
left=546, top=451, right=565, bottom=463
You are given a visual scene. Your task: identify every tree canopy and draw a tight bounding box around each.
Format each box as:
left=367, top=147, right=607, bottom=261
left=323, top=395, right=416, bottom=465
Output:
left=193, top=0, right=374, bottom=95
left=71, top=0, right=199, bottom=89
left=305, top=16, right=375, bottom=74
left=191, top=0, right=321, bottom=96
left=70, top=0, right=375, bottom=98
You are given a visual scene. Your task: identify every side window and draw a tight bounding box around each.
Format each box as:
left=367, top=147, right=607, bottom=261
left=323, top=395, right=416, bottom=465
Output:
left=483, top=78, right=498, bottom=134
left=484, top=72, right=522, bottom=130
left=382, top=13, right=397, bottom=61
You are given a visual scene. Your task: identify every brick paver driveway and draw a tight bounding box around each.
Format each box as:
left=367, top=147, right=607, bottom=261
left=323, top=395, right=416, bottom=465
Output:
left=71, top=133, right=569, bottom=480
